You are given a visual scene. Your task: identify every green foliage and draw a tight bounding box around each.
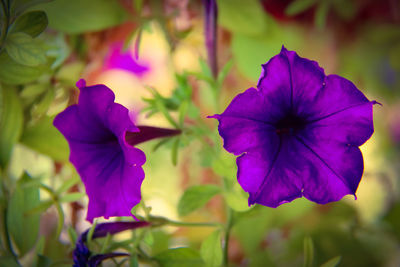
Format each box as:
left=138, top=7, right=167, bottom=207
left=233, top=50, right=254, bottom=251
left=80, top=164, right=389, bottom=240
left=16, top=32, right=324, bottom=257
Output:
left=20, top=115, right=69, bottom=161
left=154, top=247, right=204, bottom=267
left=7, top=173, right=40, bottom=256
left=218, top=0, right=267, bottom=36
left=5, top=32, right=47, bottom=66
left=320, top=256, right=341, bottom=267
left=285, top=0, right=317, bottom=16
left=303, top=236, right=314, bottom=267
left=178, top=185, right=221, bottom=217
left=0, top=52, right=48, bottom=85
left=0, top=85, right=23, bottom=167
left=200, top=230, right=223, bottom=267
left=0, top=256, right=20, bottom=267
left=37, top=0, right=128, bottom=34
left=10, top=11, right=48, bottom=37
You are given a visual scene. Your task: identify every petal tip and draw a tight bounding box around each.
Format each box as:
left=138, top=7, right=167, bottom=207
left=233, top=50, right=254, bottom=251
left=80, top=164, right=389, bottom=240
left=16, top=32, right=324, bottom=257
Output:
left=76, top=79, right=87, bottom=89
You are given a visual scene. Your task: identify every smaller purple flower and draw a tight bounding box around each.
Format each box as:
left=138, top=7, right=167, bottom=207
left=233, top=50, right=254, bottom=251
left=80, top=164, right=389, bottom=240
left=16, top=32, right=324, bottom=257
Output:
left=104, top=42, right=149, bottom=76
left=210, top=47, right=378, bottom=208
left=73, top=221, right=150, bottom=267
left=54, top=80, right=180, bottom=222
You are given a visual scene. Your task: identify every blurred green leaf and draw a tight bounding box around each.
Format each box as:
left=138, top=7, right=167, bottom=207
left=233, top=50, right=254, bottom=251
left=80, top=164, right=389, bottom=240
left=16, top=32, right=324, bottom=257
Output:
left=37, top=0, right=128, bottom=34
left=55, top=61, right=85, bottom=86
left=10, top=11, right=48, bottom=37
left=130, top=255, right=139, bottom=267
left=218, top=0, right=267, bottom=36
left=11, top=0, right=52, bottom=16
left=200, top=230, right=223, bottom=267
left=314, top=1, right=330, bottom=30
left=178, top=185, right=221, bottom=216
left=36, top=254, right=52, bottom=267
left=5, top=33, right=47, bottom=66
left=133, top=0, right=144, bottom=13
left=0, top=86, right=23, bottom=167
left=0, top=51, right=47, bottom=84
left=303, top=236, right=314, bottom=267
left=20, top=83, right=48, bottom=99
left=154, top=247, right=204, bottom=267
left=59, top=192, right=85, bottom=203
left=25, top=200, right=53, bottom=215
left=55, top=175, right=80, bottom=195
left=223, top=184, right=251, bottom=212
left=32, top=87, right=54, bottom=116
left=171, top=137, right=180, bottom=166
left=7, top=173, right=40, bottom=256
left=20, top=115, right=69, bottom=161
left=217, top=59, right=233, bottom=87
left=320, top=256, right=341, bottom=267
left=285, top=0, right=316, bottom=16
left=0, top=256, right=20, bottom=267
left=332, top=0, right=356, bottom=20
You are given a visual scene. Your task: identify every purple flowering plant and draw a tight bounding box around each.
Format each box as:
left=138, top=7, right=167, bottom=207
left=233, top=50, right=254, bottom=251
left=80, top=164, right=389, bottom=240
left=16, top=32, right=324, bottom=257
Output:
left=2, top=1, right=397, bottom=267
left=210, top=46, right=377, bottom=208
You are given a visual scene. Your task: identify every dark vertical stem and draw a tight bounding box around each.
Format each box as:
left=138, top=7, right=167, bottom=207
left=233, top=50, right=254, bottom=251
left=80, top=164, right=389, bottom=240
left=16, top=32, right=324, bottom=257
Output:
left=202, top=0, right=218, bottom=78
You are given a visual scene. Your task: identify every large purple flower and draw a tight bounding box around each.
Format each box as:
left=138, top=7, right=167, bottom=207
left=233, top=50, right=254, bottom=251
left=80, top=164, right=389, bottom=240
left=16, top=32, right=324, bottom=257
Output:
left=54, top=80, right=180, bottom=222
left=210, top=47, right=377, bottom=207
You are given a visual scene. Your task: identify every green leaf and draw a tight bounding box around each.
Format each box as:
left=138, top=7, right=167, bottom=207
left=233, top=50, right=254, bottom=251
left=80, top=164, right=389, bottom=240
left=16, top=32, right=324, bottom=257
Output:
left=0, top=256, right=20, bottom=267
left=223, top=183, right=251, bottom=212
left=154, top=247, right=204, bottom=267
left=200, top=230, right=223, bottom=267
left=36, top=254, right=52, bottom=267
left=0, top=51, right=47, bottom=85
left=59, top=192, right=85, bottom=203
left=0, top=86, right=23, bottom=167
left=178, top=185, right=221, bottom=216
left=10, top=11, right=48, bottom=37
left=11, top=0, right=52, bottom=16
left=55, top=175, right=80, bottom=195
left=314, top=1, right=330, bottom=30
left=216, top=59, right=233, bottom=87
left=20, top=83, right=48, bottom=99
left=7, top=173, right=41, bottom=256
left=320, top=256, right=341, bottom=267
left=31, top=87, right=55, bottom=116
left=20, top=115, right=69, bottom=161
left=303, top=236, right=314, bottom=267
left=55, top=61, right=85, bottom=86
left=25, top=200, right=53, bottom=215
left=171, top=137, right=180, bottom=166
left=5, top=32, right=47, bottom=66
left=231, top=27, right=303, bottom=80
left=133, top=0, right=144, bottom=13
left=218, top=0, right=267, bottom=36
left=285, top=0, right=317, bottom=16
left=36, top=0, right=128, bottom=34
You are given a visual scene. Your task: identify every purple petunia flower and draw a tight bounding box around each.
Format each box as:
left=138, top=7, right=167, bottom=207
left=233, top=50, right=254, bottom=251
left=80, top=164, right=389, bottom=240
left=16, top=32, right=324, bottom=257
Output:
left=54, top=80, right=180, bottom=222
left=210, top=47, right=378, bottom=208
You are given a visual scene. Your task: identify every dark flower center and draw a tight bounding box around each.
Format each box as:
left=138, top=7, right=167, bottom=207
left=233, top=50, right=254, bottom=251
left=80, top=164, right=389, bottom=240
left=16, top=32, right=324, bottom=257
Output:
left=275, top=114, right=306, bottom=135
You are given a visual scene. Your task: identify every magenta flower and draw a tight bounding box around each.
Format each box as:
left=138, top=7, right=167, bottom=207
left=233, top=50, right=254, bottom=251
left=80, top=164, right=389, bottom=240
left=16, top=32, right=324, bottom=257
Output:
left=104, top=42, right=149, bottom=76
left=54, top=80, right=180, bottom=222
left=210, top=47, right=377, bottom=207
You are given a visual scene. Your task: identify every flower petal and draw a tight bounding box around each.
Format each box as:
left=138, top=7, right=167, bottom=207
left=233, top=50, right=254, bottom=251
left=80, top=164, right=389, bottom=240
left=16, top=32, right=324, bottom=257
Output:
left=304, top=75, right=372, bottom=123
left=210, top=88, right=279, bottom=155
left=247, top=137, right=303, bottom=207
left=293, top=135, right=360, bottom=203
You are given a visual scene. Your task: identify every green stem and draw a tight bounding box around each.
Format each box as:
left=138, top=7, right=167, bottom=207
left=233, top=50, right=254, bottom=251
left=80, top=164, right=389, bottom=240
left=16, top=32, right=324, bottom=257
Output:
left=145, top=215, right=221, bottom=228
left=223, top=208, right=233, bottom=267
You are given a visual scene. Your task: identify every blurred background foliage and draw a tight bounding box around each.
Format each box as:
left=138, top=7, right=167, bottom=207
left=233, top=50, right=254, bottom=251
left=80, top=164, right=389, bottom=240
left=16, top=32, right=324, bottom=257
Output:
left=0, top=0, right=399, bottom=266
